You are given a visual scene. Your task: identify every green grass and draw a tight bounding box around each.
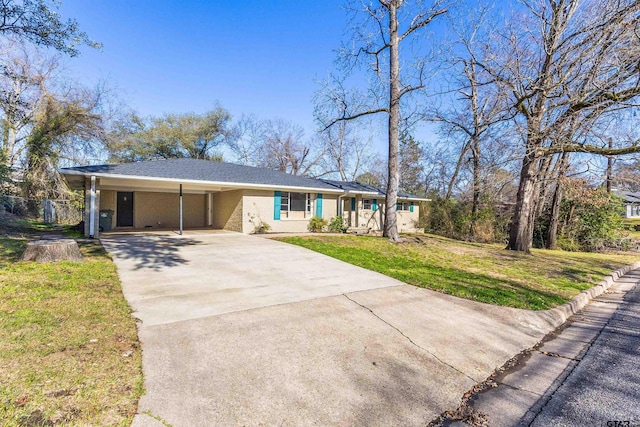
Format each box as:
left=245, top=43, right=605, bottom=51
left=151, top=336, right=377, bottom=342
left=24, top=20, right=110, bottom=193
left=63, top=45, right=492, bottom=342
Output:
left=0, top=215, right=142, bottom=426
left=276, top=234, right=639, bottom=310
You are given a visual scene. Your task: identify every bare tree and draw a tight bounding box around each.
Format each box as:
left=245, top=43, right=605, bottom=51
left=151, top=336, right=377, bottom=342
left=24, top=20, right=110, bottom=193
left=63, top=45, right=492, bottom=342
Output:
left=23, top=86, right=106, bottom=214
left=476, top=0, right=640, bottom=252
left=228, top=114, right=264, bottom=166
left=319, top=0, right=447, bottom=241
left=229, top=116, right=328, bottom=177
left=257, top=118, right=323, bottom=176
left=0, top=40, right=59, bottom=169
left=432, top=4, right=514, bottom=237
left=318, top=119, right=379, bottom=181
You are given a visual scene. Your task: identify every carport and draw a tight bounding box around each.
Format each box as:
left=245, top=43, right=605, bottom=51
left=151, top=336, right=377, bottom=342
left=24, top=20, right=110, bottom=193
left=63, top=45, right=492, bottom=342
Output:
left=62, top=172, right=233, bottom=238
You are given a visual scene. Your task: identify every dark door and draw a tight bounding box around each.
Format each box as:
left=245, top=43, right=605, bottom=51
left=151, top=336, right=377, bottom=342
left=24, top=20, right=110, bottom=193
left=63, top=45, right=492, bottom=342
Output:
left=117, top=192, right=134, bottom=227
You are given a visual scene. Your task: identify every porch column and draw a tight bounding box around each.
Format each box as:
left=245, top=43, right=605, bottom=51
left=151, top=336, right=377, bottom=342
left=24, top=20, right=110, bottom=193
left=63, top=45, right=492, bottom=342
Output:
left=84, top=176, right=100, bottom=238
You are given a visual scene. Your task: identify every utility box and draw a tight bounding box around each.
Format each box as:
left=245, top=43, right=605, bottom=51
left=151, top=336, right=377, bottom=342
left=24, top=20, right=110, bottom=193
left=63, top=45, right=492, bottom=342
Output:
left=99, top=210, right=114, bottom=232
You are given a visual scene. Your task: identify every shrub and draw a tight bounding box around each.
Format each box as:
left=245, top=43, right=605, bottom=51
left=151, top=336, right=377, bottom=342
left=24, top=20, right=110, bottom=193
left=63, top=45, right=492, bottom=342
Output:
left=307, top=216, right=328, bottom=232
left=425, top=196, right=508, bottom=243
left=536, top=183, right=626, bottom=252
left=328, top=216, right=348, bottom=233
left=247, top=211, right=271, bottom=234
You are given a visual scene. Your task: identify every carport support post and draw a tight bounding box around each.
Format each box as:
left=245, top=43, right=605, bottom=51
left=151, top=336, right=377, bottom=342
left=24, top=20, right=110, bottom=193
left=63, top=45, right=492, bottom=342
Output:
left=89, top=176, right=96, bottom=238
left=179, top=184, right=183, bottom=235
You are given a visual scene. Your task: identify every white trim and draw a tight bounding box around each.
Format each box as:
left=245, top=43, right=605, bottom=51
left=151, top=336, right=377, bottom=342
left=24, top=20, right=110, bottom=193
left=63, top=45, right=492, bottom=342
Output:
left=280, top=191, right=313, bottom=219
left=60, top=170, right=343, bottom=194
left=89, top=176, right=96, bottom=238
left=344, top=190, right=380, bottom=196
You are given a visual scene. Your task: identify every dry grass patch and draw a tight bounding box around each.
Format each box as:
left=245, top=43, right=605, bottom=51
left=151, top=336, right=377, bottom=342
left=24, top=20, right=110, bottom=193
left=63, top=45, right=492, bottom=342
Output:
left=276, top=233, right=639, bottom=310
left=0, top=217, right=142, bottom=426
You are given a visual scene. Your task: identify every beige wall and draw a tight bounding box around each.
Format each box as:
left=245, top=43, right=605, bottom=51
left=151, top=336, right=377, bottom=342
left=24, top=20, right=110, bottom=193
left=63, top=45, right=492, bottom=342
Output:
left=242, top=190, right=339, bottom=234
left=397, top=207, right=420, bottom=232
left=342, top=196, right=384, bottom=230
left=342, top=196, right=420, bottom=232
left=99, top=190, right=117, bottom=230
left=133, top=192, right=205, bottom=229
left=93, top=184, right=420, bottom=234
left=101, top=190, right=116, bottom=211
left=211, top=190, right=243, bottom=232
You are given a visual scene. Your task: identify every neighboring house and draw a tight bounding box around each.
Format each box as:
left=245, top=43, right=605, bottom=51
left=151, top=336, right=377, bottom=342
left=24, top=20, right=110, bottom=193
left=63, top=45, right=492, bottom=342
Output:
left=59, top=158, right=427, bottom=238
left=617, top=190, right=640, bottom=218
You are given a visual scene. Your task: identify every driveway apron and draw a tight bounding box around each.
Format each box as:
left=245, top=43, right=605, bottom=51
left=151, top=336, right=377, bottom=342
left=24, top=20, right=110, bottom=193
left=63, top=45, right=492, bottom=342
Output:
left=101, top=231, right=561, bottom=426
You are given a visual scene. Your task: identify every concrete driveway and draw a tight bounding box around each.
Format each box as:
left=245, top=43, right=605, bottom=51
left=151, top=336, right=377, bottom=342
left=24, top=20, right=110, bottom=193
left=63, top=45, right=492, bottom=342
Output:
left=101, top=231, right=562, bottom=426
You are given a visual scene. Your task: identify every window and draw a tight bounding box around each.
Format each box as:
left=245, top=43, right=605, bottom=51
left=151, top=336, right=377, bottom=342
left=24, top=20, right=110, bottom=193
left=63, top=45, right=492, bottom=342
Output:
left=397, top=202, right=409, bottom=211
left=363, top=199, right=372, bottom=210
left=281, top=192, right=311, bottom=218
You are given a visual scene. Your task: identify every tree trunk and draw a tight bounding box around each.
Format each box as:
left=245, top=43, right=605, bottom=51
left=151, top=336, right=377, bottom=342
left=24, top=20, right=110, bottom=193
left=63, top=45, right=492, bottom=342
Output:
left=507, top=154, right=538, bottom=252
left=606, top=137, right=613, bottom=193
left=21, top=238, right=83, bottom=263
left=532, top=155, right=554, bottom=220
left=546, top=182, right=563, bottom=250
left=546, top=152, right=570, bottom=250
left=445, top=140, right=470, bottom=200
left=469, top=135, right=480, bottom=238
left=383, top=1, right=400, bottom=242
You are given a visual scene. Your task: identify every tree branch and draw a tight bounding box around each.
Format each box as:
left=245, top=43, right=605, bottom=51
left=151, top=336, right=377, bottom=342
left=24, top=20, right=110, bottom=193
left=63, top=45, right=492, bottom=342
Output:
left=323, top=107, right=389, bottom=131
left=400, top=9, right=448, bottom=42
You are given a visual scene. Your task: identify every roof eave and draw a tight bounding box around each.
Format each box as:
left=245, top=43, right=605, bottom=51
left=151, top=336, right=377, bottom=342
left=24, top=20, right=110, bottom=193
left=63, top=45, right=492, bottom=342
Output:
left=58, top=169, right=344, bottom=194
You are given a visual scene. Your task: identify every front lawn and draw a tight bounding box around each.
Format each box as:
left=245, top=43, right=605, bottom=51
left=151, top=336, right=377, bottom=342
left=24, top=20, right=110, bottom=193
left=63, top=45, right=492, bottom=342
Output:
left=0, top=216, right=142, bottom=426
left=276, top=234, right=638, bottom=310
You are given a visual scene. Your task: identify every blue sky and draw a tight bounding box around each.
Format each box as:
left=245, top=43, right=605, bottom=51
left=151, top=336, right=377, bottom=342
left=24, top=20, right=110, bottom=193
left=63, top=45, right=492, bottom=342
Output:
left=60, top=0, right=349, bottom=135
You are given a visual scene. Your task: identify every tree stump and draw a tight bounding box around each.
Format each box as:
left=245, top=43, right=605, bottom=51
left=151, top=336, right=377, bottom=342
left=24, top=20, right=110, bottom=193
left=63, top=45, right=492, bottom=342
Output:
left=21, top=239, right=83, bottom=263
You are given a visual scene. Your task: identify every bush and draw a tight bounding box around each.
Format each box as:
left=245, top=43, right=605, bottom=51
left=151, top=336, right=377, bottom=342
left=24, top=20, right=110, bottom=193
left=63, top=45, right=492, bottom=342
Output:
left=536, top=184, right=626, bottom=252
left=328, top=216, right=348, bottom=233
left=425, top=196, right=508, bottom=243
left=307, top=216, right=328, bottom=232
left=247, top=212, right=271, bottom=234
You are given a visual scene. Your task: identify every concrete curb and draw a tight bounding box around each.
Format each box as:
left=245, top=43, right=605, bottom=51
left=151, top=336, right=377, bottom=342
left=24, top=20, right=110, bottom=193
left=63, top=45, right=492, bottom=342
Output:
left=541, top=260, right=640, bottom=328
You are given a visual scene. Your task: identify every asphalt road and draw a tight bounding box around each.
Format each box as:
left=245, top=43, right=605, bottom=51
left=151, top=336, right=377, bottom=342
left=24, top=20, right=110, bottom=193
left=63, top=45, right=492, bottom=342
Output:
left=529, top=280, right=640, bottom=427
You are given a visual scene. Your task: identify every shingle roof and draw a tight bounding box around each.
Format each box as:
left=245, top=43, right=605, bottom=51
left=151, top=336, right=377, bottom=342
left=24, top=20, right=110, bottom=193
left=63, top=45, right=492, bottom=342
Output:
left=60, top=158, right=338, bottom=191
left=321, top=179, right=425, bottom=200
left=321, top=179, right=383, bottom=194
left=618, top=190, right=640, bottom=203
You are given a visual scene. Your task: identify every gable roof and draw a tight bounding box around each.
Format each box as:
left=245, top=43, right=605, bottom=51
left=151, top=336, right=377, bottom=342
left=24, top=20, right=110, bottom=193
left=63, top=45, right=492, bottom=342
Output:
left=60, top=158, right=340, bottom=192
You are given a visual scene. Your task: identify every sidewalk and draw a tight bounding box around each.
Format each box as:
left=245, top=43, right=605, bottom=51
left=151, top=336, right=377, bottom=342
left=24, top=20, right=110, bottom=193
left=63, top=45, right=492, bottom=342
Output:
left=444, top=269, right=640, bottom=426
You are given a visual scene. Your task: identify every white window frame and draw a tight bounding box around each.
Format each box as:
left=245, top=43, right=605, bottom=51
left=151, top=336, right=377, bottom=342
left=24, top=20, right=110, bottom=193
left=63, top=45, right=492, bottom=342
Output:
left=363, top=199, right=372, bottom=210
left=280, top=192, right=312, bottom=218
left=397, top=202, right=409, bottom=211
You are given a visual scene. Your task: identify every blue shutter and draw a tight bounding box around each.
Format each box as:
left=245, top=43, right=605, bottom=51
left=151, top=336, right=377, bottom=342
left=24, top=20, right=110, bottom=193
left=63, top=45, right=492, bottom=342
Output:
left=372, top=199, right=378, bottom=212
left=274, top=191, right=281, bottom=220
left=410, top=201, right=414, bottom=212
left=351, top=197, right=356, bottom=211
left=316, top=193, right=323, bottom=217
left=396, top=202, right=400, bottom=211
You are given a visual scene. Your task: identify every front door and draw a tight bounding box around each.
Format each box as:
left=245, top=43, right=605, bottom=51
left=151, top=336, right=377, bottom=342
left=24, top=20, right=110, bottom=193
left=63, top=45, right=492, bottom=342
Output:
left=117, top=192, right=134, bottom=227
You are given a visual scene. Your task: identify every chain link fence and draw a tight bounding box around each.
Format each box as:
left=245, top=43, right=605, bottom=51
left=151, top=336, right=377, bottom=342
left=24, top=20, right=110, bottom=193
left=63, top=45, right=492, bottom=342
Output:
left=1, top=194, right=82, bottom=224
